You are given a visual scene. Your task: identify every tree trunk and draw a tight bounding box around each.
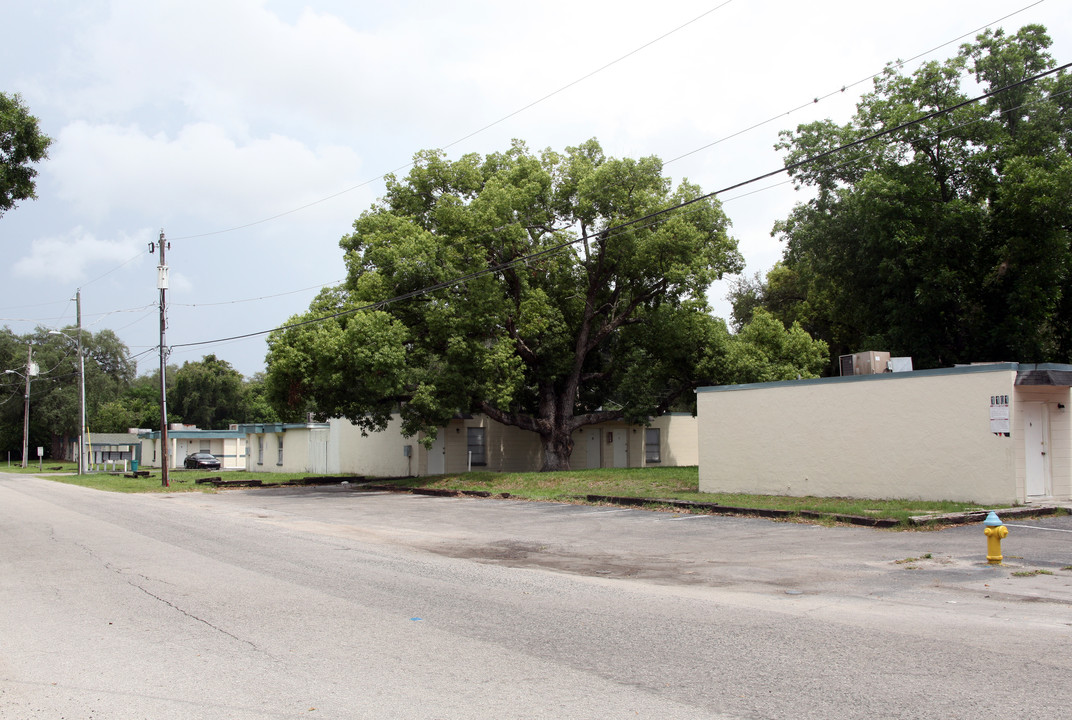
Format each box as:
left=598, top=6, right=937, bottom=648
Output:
left=539, top=425, right=575, bottom=471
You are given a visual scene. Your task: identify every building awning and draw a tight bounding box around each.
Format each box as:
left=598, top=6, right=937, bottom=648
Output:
left=1015, top=367, right=1072, bottom=387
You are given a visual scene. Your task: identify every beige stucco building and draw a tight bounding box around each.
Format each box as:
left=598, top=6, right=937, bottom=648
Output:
left=240, top=413, right=697, bottom=476
left=696, top=363, right=1072, bottom=505
left=138, top=427, right=247, bottom=470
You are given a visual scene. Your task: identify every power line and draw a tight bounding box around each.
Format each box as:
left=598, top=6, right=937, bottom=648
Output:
left=9, top=1, right=1051, bottom=351
left=169, top=61, right=1069, bottom=353
left=437, top=0, right=738, bottom=155
left=80, top=250, right=146, bottom=289
left=171, top=2, right=739, bottom=241
left=169, top=1, right=1041, bottom=243
left=18, top=1, right=1040, bottom=334
left=171, top=279, right=345, bottom=308
left=663, top=0, right=1047, bottom=167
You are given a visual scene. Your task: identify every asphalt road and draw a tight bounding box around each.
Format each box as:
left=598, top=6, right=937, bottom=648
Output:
left=1, top=473, right=1070, bottom=719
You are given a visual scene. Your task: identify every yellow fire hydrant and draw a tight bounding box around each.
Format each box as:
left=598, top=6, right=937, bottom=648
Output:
left=983, top=511, right=1008, bottom=565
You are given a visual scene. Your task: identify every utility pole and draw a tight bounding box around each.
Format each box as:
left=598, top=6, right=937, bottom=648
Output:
left=4, top=347, right=38, bottom=468
left=75, top=290, right=86, bottom=476
left=21, top=344, right=32, bottom=468
left=151, top=231, right=171, bottom=487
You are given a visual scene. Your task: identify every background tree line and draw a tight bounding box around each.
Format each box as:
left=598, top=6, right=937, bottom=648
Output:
left=731, top=25, right=1071, bottom=370
left=0, top=326, right=275, bottom=461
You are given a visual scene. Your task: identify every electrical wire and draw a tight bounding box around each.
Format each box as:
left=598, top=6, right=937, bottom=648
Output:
left=86, top=303, right=159, bottom=328
left=169, top=61, right=1070, bottom=353
left=0, top=299, right=72, bottom=312
left=2, top=301, right=158, bottom=329
left=6, top=1, right=1053, bottom=355
left=663, top=0, right=1047, bottom=167
left=14, top=0, right=1041, bottom=333
left=104, top=309, right=159, bottom=334
left=169, top=1, right=1042, bottom=243
left=80, top=250, right=147, bottom=289
left=170, top=2, right=740, bottom=241
left=170, top=279, right=346, bottom=308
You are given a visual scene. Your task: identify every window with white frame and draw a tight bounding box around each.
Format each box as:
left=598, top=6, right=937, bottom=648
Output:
left=645, top=428, right=661, bottom=463
left=257, top=437, right=264, bottom=465
left=277, top=436, right=284, bottom=465
left=467, top=427, right=486, bottom=466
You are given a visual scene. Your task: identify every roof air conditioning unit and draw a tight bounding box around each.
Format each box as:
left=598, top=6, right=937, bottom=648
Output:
left=839, top=351, right=892, bottom=376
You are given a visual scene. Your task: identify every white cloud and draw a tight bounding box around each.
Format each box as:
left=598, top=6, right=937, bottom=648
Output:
left=56, top=0, right=489, bottom=140
left=4, top=0, right=1068, bottom=375
left=48, top=120, right=365, bottom=226
left=12, top=227, right=149, bottom=283
left=168, top=271, right=194, bottom=294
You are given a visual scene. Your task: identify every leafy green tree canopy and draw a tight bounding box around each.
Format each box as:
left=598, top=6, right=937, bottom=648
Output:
left=171, top=354, right=248, bottom=429
left=767, top=25, right=1071, bottom=369
left=0, top=326, right=135, bottom=458
left=1, top=92, right=52, bottom=217
left=91, top=367, right=176, bottom=433
left=267, top=139, right=751, bottom=470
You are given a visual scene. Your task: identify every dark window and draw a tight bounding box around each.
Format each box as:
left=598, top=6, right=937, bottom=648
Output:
left=645, top=428, right=661, bottom=463
left=467, top=427, right=486, bottom=466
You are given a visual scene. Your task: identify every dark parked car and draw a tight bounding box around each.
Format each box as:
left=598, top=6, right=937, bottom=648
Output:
left=184, top=452, right=221, bottom=470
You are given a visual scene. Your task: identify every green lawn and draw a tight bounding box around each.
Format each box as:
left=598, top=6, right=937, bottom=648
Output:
left=374, top=467, right=994, bottom=523
left=24, top=466, right=347, bottom=493
left=17, top=463, right=1001, bottom=525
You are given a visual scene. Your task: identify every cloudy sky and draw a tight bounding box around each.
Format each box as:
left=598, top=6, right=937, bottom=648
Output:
left=2, top=0, right=1068, bottom=377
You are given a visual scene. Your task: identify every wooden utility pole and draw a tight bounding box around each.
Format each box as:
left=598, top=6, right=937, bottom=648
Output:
left=20, top=344, right=32, bottom=468
left=75, top=290, right=86, bottom=475
left=152, top=231, right=171, bottom=487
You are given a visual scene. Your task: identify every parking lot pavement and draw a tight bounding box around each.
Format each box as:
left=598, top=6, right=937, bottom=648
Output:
left=185, top=487, right=1072, bottom=612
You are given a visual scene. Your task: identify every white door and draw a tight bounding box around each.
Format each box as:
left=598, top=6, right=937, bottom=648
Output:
left=586, top=431, right=600, bottom=469
left=308, top=429, right=328, bottom=474
left=1024, top=403, right=1050, bottom=497
left=427, top=432, right=445, bottom=475
left=612, top=429, right=628, bottom=468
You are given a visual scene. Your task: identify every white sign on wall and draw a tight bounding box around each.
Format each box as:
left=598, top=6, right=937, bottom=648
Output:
left=989, top=395, right=1010, bottom=435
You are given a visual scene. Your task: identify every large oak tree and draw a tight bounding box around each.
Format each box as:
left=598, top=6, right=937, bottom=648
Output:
left=267, top=140, right=759, bottom=470
left=266, top=140, right=828, bottom=470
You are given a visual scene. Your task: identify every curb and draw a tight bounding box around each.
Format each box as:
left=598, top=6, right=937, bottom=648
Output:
left=264, top=481, right=1067, bottom=529
left=577, top=494, right=903, bottom=527
left=577, top=495, right=1064, bottom=528
left=906, top=505, right=1061, bottom=527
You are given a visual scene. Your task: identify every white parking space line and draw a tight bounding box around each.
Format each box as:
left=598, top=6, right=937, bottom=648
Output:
left=1005, top=523, right=1072, bottom=534
left=571, top=508, right=637, bottom=516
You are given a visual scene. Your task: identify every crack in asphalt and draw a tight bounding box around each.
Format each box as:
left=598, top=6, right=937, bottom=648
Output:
left=58, top=530, right=269, bottom=655
left=126, top=583, right=262, bottom=651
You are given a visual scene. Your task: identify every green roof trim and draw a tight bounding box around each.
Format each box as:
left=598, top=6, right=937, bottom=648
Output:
left=696, top=362, right=1029, bottom=393
left=236, top=423, right=330, bottom=434
left=138, top=429, right=247, bottom=439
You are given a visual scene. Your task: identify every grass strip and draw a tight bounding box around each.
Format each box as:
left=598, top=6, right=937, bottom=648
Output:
left=22, top=464, right=1036, bottom=527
